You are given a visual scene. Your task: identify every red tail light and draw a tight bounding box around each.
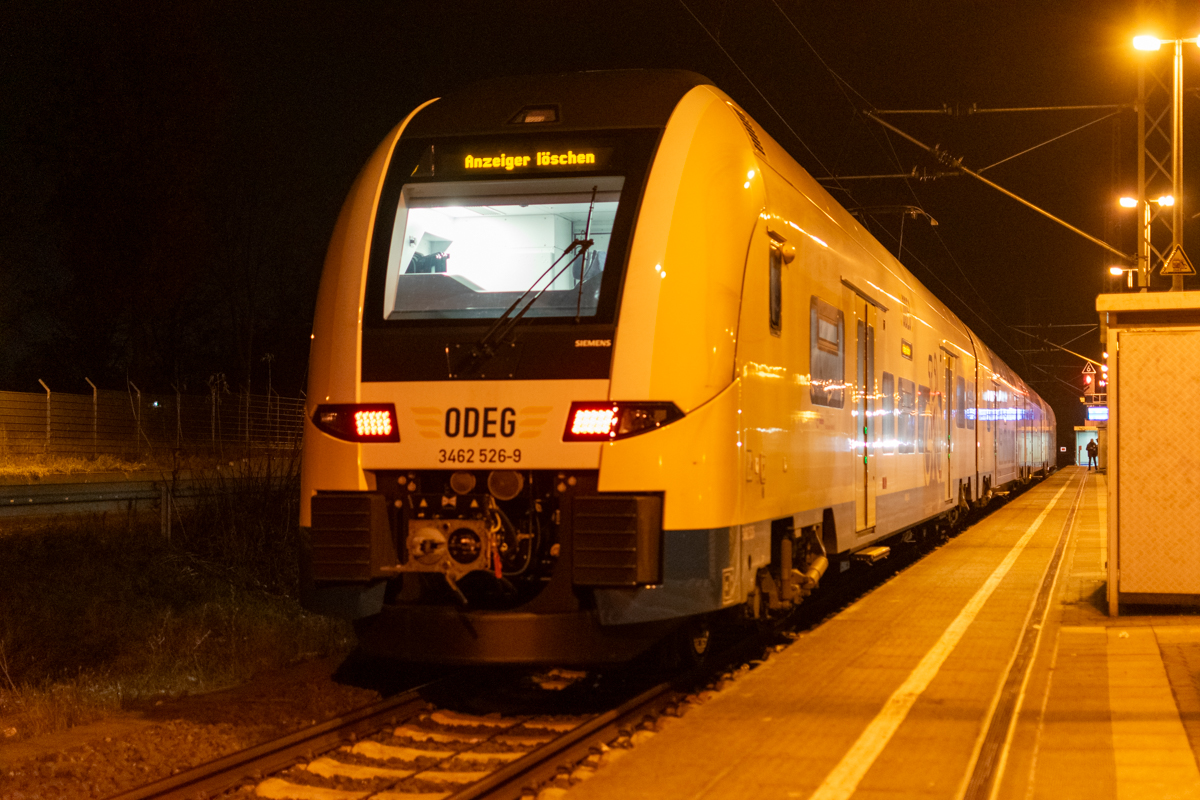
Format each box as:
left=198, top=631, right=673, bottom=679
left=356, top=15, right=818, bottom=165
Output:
left=570, top=405, right=619, bottom=437
left=313, top=404, right=400, bottom=442
left=354, top=409, right=393, bottom=437
left=563, top=402, right=683, bottom=441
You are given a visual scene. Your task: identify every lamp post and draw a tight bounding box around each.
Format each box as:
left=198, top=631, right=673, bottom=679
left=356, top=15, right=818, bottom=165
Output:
left=1118, top=194, right=1174, bottom=288
left=1133, top=34, right=1199, bottom=290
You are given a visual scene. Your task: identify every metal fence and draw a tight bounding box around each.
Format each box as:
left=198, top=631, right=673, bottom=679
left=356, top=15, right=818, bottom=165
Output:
left=0, top=385, right=305, bottom=459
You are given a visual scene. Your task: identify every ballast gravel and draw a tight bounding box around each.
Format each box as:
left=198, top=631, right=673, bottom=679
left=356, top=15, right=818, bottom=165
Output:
left=0, top=657, right=380, bottom=799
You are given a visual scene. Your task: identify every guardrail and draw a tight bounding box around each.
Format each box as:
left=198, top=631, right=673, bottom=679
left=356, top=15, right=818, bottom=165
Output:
left=0, top=475, right=260, bottom=540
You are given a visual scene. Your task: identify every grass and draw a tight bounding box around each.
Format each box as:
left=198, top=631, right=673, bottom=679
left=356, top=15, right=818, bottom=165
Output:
left=0, top=458, right=354, bottom=744
left=0, top=453, right=154, bottom=480
left=0, top=450, right=259, bottom=481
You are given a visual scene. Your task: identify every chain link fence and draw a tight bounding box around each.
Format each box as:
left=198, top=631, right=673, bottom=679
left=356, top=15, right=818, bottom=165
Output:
left=0, top=385, right=305, bottom=459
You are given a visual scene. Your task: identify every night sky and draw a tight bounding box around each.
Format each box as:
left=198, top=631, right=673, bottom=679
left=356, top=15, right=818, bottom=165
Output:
left=2, top=1, right=1192, bottom=440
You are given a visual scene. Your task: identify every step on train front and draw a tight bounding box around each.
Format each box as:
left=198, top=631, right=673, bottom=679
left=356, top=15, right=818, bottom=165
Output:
left=299, top=70, right=1055, bottom=665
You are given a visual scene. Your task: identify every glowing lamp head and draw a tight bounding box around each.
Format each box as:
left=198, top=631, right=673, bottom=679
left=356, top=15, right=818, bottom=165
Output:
left=1110, top=266, right=1125, bottom=276
left=1134, top=35, right=1163, bottom=51
left=1156, top=195, right=1175, bottom=207
left=312, top=403, right=399, bottom=442
left=1119, top=197, right=1138, bottom=208
left=562, top=401, right=684, bottom=441
left=354, top=409, right=393, bottom=438
left=570, top=406, right=618, bottom=437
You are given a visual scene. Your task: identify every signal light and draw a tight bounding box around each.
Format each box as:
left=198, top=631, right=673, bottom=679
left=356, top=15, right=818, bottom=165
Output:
left=313, top=404, right=400, bottom=442
left=563, top=401, right=683, bottom=441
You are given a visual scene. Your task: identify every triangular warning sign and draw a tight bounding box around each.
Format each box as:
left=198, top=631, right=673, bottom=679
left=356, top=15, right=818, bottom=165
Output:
left=1161, top=245, right=1196, bottom=276
left=1083, top=363, right=1096, bottom=373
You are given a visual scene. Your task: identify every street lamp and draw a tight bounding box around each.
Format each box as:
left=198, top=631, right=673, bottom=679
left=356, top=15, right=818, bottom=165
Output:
left=1117, top=195, right=1174, bottom=287
left=1133, top=34, right=1200, bottom=290
left=1109, top=264, right=1137, bottom=288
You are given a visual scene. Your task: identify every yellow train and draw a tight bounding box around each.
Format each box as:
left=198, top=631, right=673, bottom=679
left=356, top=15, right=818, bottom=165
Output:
left=300, top=70, right=1055, bottom=664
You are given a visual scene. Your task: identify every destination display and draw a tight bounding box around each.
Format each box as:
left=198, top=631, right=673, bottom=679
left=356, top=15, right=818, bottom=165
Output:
left=444, top=145, right=614, bottom=175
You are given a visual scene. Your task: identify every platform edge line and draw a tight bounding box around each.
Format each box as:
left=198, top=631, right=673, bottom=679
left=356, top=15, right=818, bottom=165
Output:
left=806, top=477, right=1072, bottom=800
left=956, top=472, right=1087, bottom=800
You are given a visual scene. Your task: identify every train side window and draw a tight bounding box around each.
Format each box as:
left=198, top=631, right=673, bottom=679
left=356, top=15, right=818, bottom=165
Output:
left=898, top=377, right=915, bottom=453
left=809, top=297, right=844, bottom=408
left=881, top=372, right=895, bottom=454
left=966, top=382, right=975, bottom=430
left=955, top=376, right=965, bottom=429
left=769, top=247, right=782, bottom=336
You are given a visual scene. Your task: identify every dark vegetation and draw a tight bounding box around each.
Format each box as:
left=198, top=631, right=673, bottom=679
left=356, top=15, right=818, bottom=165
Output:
left=0, top=458, right=351, bottom=743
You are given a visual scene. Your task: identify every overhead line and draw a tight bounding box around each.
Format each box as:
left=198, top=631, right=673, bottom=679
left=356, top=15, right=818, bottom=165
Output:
left=685, top=0, right=1071, bottom=383
left=760, top=0, right=1031, bottom=364
left=1009, top=329, right=1104, bottom=367
left=763, top=0, right=1123, bottom=364
left=865, top=111, right=1135, bottom=263
left=874, top=103, right=1131, bottom=115
left=675, top=0, right=834, bottom=180
left=980, top=110, right=1122, bottom=173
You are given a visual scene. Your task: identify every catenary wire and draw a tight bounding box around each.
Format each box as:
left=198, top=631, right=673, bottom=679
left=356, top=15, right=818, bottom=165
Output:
left=681, top=0, right=1090, bottom=387
left=980, top=110, right=1122, bottom=173
left=760, top=0, right=1031, bottom=362
left=674, top=0, right=835, bottom=181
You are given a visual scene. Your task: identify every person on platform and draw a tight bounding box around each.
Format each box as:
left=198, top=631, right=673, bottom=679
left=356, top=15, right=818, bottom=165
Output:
left=1086, top=438, right=1098, bottom=470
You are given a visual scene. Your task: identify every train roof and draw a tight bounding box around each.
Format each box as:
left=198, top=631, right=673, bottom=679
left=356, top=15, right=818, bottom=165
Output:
left=404, top=70, right=714, bottom=137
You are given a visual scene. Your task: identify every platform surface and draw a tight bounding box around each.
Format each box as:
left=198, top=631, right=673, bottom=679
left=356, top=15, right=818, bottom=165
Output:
left=567, top=467, right=1200, bottom=800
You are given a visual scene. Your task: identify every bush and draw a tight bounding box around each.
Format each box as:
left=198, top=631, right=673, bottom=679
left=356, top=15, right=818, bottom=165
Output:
left=167, top=454, right=304, bottom=596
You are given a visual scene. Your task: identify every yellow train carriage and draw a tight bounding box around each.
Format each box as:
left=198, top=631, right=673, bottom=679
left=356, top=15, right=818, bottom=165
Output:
left=300, top=70, right=1054, bottom=664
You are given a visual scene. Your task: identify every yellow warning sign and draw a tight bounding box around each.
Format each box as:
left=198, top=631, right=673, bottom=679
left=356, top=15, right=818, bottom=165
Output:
left=1161, top=245, right=1196, bottom=276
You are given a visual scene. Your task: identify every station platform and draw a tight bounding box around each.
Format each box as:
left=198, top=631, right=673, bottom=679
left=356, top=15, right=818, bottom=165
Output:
left=566, top=467, right=1200, bottom=800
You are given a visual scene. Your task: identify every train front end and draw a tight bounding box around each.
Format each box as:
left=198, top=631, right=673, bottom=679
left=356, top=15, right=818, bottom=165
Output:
left=300, top=72, right=750, bottom=665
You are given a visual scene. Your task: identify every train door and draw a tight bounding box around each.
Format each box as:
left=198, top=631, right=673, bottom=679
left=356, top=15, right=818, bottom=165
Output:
left=995, top=380, right=1014, bottom=481
left=854, top=302, right=877, bottom=532
left=1023, top=395, right=1032, bottom=470
left=943, top=351, right=955, bottom=503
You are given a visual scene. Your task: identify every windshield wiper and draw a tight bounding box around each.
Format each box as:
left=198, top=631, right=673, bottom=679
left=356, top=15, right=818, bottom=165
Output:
left=575, top=187, right=598, bottom=322
left=451, top=238, right=593, bottom=377
left=453, top=187, right=598, bottom=377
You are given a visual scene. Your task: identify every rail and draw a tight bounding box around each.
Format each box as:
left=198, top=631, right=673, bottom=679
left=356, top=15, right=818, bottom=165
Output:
left=104, top=690, right=432, bottom=800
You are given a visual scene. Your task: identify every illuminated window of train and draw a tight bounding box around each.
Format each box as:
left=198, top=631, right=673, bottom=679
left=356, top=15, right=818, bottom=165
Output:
left=809, top=296, right=844, bottom=408
left=381, top=176, right=623, bottom=321
left=898, top=378, right=916, bottom=454
left=769, top=247, right=782, bottom=335
left=966, top=382, right=976, bottom=430
left=955, top=376, right=965, bottom=429
left=881, top=372, right=895, bottom=454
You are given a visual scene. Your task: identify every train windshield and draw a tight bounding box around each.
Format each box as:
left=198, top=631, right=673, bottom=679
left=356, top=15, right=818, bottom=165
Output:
left=382, top=176, right=624, bottom=321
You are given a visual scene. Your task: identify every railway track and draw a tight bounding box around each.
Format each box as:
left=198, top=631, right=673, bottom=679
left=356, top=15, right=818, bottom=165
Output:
left=103, top=488, right=1026, bottom=800
left=103, top=669, right=686, bottom=800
